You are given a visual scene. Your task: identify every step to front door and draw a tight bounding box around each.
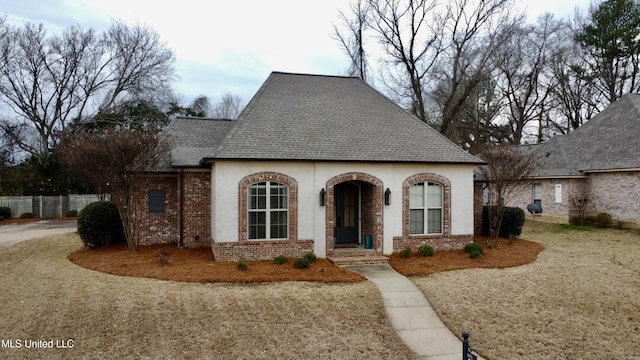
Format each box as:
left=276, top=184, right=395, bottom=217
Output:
left=328, top=255, right=389, bottom=266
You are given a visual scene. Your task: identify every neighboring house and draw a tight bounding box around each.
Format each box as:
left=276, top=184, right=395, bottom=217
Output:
left=509, top=93, right=640, bottom=228
left=138, top=72, right=484, bottom=261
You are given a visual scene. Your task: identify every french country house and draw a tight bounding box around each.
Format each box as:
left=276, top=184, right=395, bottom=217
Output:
left=139, top=72, right=484, bottom=261
left=508, top=93, right=640, bottom=228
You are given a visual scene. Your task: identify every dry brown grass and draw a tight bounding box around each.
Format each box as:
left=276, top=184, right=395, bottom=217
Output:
left=415, top=221, right=640, bottom=359
left=0, top=234, right=418, bottom=359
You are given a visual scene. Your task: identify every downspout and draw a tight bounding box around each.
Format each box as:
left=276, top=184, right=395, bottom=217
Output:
left=179, top=169, right=185, bottom=248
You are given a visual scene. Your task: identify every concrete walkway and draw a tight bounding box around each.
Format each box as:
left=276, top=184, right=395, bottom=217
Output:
left=0, top=220, right=77, bottom=249
left=348, top=264, right=484, bottom=360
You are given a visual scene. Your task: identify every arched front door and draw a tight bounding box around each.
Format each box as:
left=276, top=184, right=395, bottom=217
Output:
left=334, top=182, right=359, bottom=245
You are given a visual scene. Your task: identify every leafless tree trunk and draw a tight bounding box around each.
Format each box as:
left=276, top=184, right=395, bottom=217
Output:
left=436, top=0, right=518, bottom=141
left=478, top=145, right=537, bottom=246
left=492, top=13, right=563, bottom=144
left=333, top=0, right=371, bottom=81
left=0, top=19, right=175, bottom=160
left=569, top=180, right=591, bottom=225
left=366, top=0, right=445, bottom=122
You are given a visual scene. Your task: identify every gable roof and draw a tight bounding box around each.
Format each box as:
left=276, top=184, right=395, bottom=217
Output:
left=168, top=72, right=482, bottom=166
left=529, top=93, right=640, bottom=177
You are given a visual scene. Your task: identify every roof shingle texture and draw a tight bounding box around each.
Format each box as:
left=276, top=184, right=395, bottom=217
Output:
left=528, top=93, right=640, bottom=176
left=168, top=72, right=482, bottom=166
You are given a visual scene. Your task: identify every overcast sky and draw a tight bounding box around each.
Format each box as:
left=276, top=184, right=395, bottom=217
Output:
left=1, top=0, right=592, bottom=105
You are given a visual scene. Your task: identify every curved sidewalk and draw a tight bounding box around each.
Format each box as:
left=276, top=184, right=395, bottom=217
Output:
left=348, top=264, right=484, bottom=360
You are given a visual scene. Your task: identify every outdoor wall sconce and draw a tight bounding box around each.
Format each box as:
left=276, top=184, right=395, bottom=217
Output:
left=320, top=188, right=326, bottom=206
left=384, top=188, right=391, bottom=205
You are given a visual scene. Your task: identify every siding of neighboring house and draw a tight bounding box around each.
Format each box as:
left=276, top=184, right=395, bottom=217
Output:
left=509, top=179, right=585, bottom=223
left=589, top=171, right=640, bottom=226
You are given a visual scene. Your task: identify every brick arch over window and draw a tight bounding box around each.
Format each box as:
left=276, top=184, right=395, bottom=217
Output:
left=238, top=172, right=298, bottom=242
left=325, top=172, right=384, bottom=256
left=402, top=173, right=451, bottom=237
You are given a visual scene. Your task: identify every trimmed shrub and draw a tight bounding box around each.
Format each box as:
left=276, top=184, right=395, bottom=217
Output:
left=236, top=261, right=248, bottom=271
left=399, top=248, right=412, bottom=258
left=273, top=255, right=289, bottom=265
left=593, top=212, right=612, bottom=228
left=19, top=212, right=34, bottom=218
left=469, top=250, right=483, bottom=259
left=0, top=207, right=11, bottom=219
left=418, top=244, right=435, bottom=257
left=464, top=242, right=484, bottom=255
left=0, top=215, right=4, bottom=221
left=66, top=210, right=78, bottom=217
left=482, top=206, right=526, bottom=237
left=303, top=252, right=317, bottom=263
left=77, top=201, right=124, bottom=249
left=293, top=258, right=310, bottom=269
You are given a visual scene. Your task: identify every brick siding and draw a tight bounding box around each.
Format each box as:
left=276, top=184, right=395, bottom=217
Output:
left=138, top=175, right=179, bottom=245
left=180, top=171, right=211, bottom=247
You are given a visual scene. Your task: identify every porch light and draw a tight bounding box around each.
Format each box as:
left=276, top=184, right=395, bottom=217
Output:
left=320, top=188, right=326, bottom=206
left=385, top=188, right=391, bottom=205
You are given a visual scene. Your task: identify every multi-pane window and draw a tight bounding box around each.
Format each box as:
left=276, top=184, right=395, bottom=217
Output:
left=149, top=190, right=165, bottom=213
left=248, top=182, right=288, bottom=240
left=409, top=182, right=443, bottom=234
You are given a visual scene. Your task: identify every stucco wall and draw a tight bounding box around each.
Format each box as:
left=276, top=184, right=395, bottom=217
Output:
left=211, top=161, right=476, bottom=258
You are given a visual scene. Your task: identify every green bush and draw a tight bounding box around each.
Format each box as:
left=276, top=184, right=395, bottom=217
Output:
left=0, top=207, right=11, bottom=219
left=418, top=244, right=434, bottom=257
left=236, top=261, right=248, bottom=271
left=593, top=212, right=612, bottom=228
left=273, top=255, right=289, bottom=265
left=303, top=252, right=317, bottom=263
left=77, top=201, right=124, bottom=249
left=464, top=242, right=484, bottom=255
left=0, top=215, right=4, bottom=221
left=482, top=206, right=526, bottom=237
left=293, top=258, right=310, bottom=269
left=66, top=210, right=78, bottom=217
left=469, top=250, right=483, bottom=259
left=399, top=248, right=412, bottom=258
left=19, top=212, right=34, bottom=218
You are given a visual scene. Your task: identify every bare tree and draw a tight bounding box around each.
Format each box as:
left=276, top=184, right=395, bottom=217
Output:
left=333, top=0, right=371, bottom=81
left=58, top=127, right=171, bottom=250
left=491, top=13, right=565, bottom=144
left=366, top=0, right=445, bottom=122
left=433, top=0, right=519, bottom=142
left=478, top=145, right=537, bottom=246
left=569, top=180, right=591, bottom=225
left=212, top=93, right=244, bottom=119
left=189, top=95, right=212, bottom=117
left=0, top=20, right=175, bottom=159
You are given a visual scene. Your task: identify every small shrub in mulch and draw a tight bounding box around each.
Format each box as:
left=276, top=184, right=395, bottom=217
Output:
left=294, top=258, right=310, bottom=269
left=418, top=245, right=435, bottom=257
left=273, top=255, right=289, bottom=265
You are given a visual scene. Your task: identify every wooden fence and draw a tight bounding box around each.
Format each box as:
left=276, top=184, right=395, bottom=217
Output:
left=0, top=195, right=103, bottom=219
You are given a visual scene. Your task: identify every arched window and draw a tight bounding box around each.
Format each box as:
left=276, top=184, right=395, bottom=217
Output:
left=409, top=182, right=443, bottom=235
left=248, top=181, right=288, bottom=239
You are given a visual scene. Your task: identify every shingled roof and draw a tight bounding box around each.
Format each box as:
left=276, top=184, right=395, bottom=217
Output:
left=168, top=72, right=482, bottom=166
left=528, top=93, right=640, bottom=177
left=165, top=117, right=235, bottom=167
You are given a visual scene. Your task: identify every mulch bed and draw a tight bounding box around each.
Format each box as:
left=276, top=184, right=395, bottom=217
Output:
left=388, top=236, right=544, bottom=277
left=68, top=236, right=544, bottom=283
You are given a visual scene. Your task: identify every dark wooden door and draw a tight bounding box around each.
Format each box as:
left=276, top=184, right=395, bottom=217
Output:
left=335, top=183, right=359, bottom=244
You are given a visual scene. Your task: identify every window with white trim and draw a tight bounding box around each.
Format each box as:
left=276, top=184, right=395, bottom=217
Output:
left=409, top=182, right=443, bottom=234
left=248, top=182, right=288, bottom=240
left=533, top=183, right=542, bottom=207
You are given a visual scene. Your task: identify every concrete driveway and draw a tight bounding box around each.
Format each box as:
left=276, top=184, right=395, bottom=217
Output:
left=0, top=220, right=77, bottom=249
